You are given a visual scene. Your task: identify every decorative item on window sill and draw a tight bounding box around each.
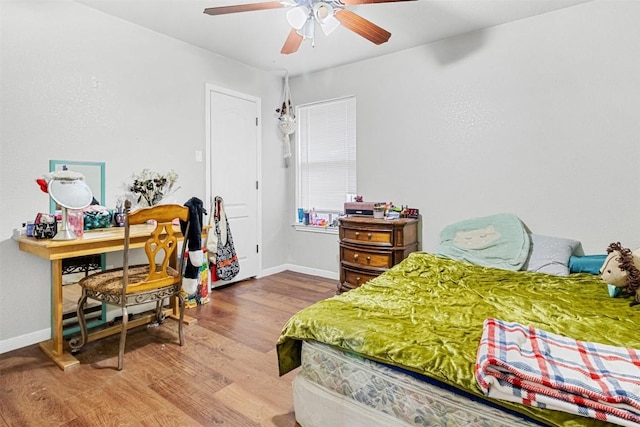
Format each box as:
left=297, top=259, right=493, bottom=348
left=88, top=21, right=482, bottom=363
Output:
left=127, top=169, right=180, bottom=207
left=276, top=71, right=295, bottom=167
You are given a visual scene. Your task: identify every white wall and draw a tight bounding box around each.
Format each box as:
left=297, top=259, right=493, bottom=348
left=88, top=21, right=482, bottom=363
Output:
left=287, top=0, right=640, bottom=270
left=0, top=0, right=288, bottom=351
left=3, top=0, right=639, bottom=353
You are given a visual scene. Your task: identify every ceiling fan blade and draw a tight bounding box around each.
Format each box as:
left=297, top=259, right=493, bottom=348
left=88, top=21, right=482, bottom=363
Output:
left=334, top=9, right=391, bottom=45
left=204, top=1, right=284, bottom=16
left=341, top=0, right=416, bottom=4
left=281, top=28, right=304, bottom=54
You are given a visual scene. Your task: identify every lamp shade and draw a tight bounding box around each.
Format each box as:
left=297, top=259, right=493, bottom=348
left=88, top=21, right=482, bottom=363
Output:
left=286, top=6, right=310, bottom=30
left=313, top=3, right=339, bottom=36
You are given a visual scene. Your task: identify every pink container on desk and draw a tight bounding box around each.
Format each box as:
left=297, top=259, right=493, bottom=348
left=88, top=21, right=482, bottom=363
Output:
left=68, top=210, right=84, bottom=237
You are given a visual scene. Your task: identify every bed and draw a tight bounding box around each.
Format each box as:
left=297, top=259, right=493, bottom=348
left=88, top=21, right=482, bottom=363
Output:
left=277, top=214, right=640, bottom=427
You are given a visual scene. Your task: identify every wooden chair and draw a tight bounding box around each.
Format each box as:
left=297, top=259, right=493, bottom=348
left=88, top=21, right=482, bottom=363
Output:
left=69, top=200, right=191, bottom=370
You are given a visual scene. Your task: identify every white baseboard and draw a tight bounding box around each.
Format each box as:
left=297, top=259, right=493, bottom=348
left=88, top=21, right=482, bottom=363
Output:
left=0, top=328, right=50, bottom=354
left=260, top=264, right=339, bottom=281
left=1, top=265, right=338, bottom=354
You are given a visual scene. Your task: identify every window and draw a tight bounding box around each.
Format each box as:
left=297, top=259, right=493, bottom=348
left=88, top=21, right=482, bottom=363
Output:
left=295, top=96, right=356, bottom=223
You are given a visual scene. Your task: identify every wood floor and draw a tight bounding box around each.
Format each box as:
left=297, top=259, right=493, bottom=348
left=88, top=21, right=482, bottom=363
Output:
left=0, top=271, right=337, bottom=427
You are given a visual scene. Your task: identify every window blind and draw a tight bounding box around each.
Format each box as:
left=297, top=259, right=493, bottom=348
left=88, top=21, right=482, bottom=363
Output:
left=296, top=97, right=356, bottom=213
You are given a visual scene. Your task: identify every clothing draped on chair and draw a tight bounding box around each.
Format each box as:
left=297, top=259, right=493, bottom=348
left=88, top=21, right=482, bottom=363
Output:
left=180, top=196, right=206, bottom=297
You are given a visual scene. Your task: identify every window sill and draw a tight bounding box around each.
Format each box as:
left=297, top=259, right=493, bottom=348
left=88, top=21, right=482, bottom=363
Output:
left=292, top=224, right=339, bottom=235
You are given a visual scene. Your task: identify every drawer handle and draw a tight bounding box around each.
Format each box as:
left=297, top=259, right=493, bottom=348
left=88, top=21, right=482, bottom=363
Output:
left=366, top=256, right=371, bottom=263
left=353, top=254, right=359, bottom=260
left=356, top=277, right=361, bottom=283
left=355, top=232, right=360, bottom=237
left=367, top=233, right=372, bottom=239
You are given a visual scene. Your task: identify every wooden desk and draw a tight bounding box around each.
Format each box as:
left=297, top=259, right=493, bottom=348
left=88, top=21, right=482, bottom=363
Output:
left=15, top=224, right=191, bottom=370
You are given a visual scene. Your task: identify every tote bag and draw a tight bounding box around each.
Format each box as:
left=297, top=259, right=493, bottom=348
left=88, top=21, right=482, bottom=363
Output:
left=213, top=196, right=240, bottom=281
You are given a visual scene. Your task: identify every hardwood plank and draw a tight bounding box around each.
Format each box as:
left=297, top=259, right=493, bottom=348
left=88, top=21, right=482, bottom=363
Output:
left=235, top=288, right=330, bottom=314
left=0, top=271, right=336, bottom=426
left=137, top=409, right=201, bottom=427
left=212, top=381, right=295, bottom=426
left=0, top=374, right=78, bottom=425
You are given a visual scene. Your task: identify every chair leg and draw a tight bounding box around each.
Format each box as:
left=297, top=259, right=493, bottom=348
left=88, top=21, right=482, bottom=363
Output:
left=178, top=292, right=185, bottom=346
left=69, top=290, right=89, bottom=352
left=154, top=299, right=165, bottom=324
left=118, top=306, right=128, bottom=371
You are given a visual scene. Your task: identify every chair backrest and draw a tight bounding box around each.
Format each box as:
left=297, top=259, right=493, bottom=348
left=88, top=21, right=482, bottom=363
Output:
left=122, top=200, right=190, bottom=295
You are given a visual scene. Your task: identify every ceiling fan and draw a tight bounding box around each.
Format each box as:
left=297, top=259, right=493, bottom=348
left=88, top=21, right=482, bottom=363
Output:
left=203, top=0, right=415, bottom=54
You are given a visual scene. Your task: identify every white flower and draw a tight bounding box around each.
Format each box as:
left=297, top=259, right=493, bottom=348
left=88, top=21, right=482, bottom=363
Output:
left=127, top=169, right=180, bottom=206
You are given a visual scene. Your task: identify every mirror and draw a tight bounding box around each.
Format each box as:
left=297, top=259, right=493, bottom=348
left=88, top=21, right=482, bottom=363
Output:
left=49, top=179, right=93, bottom=240
left=49, top=160, right=105, bottom=210
left=49, top=179, right=93, bottom=210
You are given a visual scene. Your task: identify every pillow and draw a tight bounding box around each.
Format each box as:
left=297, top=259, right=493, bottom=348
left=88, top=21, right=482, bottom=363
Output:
left=568, top=254, right=607, bottom=275
left=522, top=234, right=580, bottom=276
left=438, top=213, right=530, bottom=271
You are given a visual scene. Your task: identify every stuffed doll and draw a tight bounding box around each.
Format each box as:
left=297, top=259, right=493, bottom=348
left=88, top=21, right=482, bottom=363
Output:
left=600, top=242, right=640, bottom=305
left=180, top=197, right=206, bottom=297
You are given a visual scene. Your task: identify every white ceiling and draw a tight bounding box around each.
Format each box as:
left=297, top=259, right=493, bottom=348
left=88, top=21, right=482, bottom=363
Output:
left=75, top=0, right=591, bottom=77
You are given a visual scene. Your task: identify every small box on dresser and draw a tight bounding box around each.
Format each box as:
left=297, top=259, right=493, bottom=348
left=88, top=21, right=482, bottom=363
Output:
left=338, top=216, right=419, bottom=294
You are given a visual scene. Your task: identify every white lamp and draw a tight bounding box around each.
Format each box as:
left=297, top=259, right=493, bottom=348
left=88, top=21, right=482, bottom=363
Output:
left=299, top=17, right=315, bottom=39
left=314, top=2, right=339, bottom=36
left=286, top=6, right=310, bottom=30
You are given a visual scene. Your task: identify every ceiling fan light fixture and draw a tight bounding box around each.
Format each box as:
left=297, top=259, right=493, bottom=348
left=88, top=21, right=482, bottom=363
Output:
left=296, top=17, right=315, bottom=39
left=312, top=2, right=340, bottom=36
left=203, top=0, right=404, bottom=55
left=319, top=15, right=339, bottom=35
left=286, top=6, right=310, bottom=30
left=313, top=2, right=332, bottom=22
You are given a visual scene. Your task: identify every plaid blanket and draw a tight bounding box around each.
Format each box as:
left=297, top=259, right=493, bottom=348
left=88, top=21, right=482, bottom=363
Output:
left=475, top=318, right=640, bottom=426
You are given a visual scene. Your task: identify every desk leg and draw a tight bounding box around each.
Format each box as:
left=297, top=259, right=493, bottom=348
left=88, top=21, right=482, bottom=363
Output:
left=51, top=259, right=64, bottom=355
left=40, top=259, right=80, bottom=370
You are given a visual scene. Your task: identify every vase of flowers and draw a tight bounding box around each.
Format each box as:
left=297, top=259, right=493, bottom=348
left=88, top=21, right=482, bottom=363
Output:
left=128, top=169, right=179, bottom=207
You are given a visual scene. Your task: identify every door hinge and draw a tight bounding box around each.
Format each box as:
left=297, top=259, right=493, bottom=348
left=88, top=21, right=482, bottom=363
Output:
left=256, top=180, right=259, bottom=190
left=256, top=117, right=258, bottom=126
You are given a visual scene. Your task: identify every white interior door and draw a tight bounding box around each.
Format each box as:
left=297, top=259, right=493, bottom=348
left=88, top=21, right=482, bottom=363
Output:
left=206, top=85, right=261, bottom=284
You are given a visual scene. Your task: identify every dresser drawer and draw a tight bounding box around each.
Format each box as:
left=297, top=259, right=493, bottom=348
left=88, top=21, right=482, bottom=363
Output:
left=338, top=265, right=380, bottom=293
left=340, top=244, right=393, bottom=269
left=341, top=266, right=378, bottom=288
left=341, top=227, right=392, bottom=246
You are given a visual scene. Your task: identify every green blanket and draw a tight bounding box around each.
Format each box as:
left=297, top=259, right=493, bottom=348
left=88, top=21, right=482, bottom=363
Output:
left=277, top=252, right=640, bottom=427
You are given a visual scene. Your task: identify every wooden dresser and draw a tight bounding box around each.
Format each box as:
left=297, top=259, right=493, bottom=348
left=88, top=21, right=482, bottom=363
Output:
left=338, top=216, right=419, bottom=294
